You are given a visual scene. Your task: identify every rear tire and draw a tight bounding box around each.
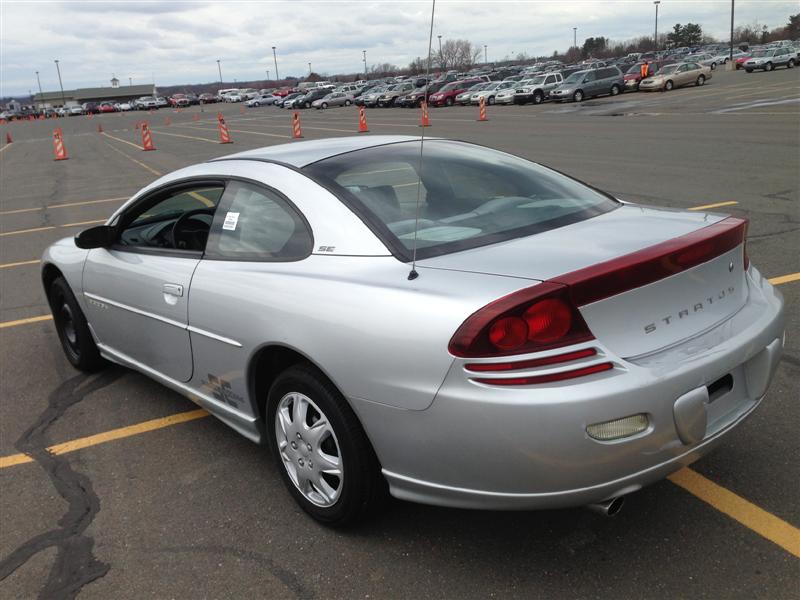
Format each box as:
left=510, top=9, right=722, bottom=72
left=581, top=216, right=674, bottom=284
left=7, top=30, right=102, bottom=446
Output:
left=48, top=277, right=105, bottom=372
left=321, top=102, right=328, bottom=109
left=533, top=91, right=544, bottom=104
left=788, top=59, right=795, bottom=69
left=267, top=364, right=384, bottom=526
left=487, top=96, right=495, bottom=105
left=610, top=84, right=620, bottom=96
left=696, top=75, right=706, bottom=86
left=344, top=100, right=352, bottom=106
left=710, top=62, right=717, bottom=70
left=745, top=68, right=753, bottom=73
left=445, top=97, right=454, bottom=106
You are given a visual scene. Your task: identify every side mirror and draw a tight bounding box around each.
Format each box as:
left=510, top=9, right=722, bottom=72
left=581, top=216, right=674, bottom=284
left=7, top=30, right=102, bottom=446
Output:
left=75, top=225, right=114, bottom=249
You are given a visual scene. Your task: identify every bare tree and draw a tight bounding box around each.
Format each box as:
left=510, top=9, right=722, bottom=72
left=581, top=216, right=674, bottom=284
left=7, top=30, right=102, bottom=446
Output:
left=437, top=39, right=482, bottom=71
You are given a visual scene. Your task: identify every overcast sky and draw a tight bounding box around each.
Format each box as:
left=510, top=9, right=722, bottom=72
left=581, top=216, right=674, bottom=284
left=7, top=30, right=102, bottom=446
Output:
left=1, top=0, right=796, bottom=96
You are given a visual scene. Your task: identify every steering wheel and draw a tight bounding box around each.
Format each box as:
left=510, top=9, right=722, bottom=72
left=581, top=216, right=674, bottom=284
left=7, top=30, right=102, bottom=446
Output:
left=170, top=208, right=215, bottom=250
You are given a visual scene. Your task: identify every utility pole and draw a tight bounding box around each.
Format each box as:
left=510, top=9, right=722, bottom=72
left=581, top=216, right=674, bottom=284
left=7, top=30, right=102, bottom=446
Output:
left=437, top=34, right=442, bottom=60
left=573, top=27, right=577, bottom=48
left=362, top=50, right=367, bottom=78
left=272, top=46, right=279, bottom=82
left=54, top=60, right=66, bottom=107
left=729, top=0, right=735, bottom=60
left=129, top=77, right=132, bottom=86
left=35, top=71, right=43, bottom=96
left=308, top=62, right=312, bottom=75
left=484, top=44, right=487, bottom=64
left=266, top=69, right=270, bottom=82
left=216, top=59, right=223, bottom=85
left=653, top=1, right=661, bottom=51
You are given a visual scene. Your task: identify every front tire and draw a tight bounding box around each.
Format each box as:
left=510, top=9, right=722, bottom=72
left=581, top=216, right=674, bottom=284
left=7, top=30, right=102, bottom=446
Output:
left=664, top=80, right=674, bottom=91
left=788, top=59, right=795, bottom=69
left=48, top=277, right=105, bottom=372
left=610, top=84, right=620, bottom=96
left=696, top=74, right=706, bottom=86
left=573, top=90, right=584, bottom=102
left=764, top=62, right=773, bottom=72
left=487, top=96, right=495, bottom=105
left=344, top=100, right=352, bottom=106
left=321, top=102, right=328, bottom=109
left=445, top=96, right=454, bottom=106
left=533, top=91, right=544, bottom=104
left=267, top=364, right=383, bottom=525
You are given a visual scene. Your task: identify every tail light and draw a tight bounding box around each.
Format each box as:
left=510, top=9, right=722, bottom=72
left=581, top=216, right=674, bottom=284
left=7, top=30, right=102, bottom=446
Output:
left=448, top=282, right=594, bottom=358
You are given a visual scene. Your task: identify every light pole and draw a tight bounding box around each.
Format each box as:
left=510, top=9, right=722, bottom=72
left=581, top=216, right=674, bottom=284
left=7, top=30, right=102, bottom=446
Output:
left=437, top=34, right=442, bottom=63
left=128, top=77, right=132, bottom=86
left=272, top=46, right=279, bottom=82
left=54, top=59, right=66, bottom=107
left=216, top=59, right=223, bottom=86
left=484, top=44, right=487, bottom=64
left=266, top=69, right=270, bottom=82
left=308, top=62, right=312, bottom=75
left=573, top=27, right=577, bottom=48
left=653, top=1, right=661, bottom=51
left=362, top=50, right=367, bottom=78
left=729, top=0, right=735, bottom=60
left=35, top=71, right=43, bottom=97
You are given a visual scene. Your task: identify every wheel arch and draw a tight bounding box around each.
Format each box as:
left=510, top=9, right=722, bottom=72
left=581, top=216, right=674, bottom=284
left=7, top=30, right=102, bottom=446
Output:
left=41, top=262, right=64, bottom=295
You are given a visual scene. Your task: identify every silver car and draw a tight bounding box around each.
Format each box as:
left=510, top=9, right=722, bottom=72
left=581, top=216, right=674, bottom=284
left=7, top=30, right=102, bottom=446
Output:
left=42, top=136, right=784, bottom=525
left=312, top=92, right=354, bottom=109
left=743, top=47, right=797, bottom=72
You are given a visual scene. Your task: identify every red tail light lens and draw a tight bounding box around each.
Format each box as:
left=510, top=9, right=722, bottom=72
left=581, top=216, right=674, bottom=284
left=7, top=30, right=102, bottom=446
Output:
left=449, top=283, right=593, bottom=358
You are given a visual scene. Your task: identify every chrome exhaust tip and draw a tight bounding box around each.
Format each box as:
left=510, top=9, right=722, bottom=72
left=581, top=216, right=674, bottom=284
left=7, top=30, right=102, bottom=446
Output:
left=586, top=496, right=625, bottom=517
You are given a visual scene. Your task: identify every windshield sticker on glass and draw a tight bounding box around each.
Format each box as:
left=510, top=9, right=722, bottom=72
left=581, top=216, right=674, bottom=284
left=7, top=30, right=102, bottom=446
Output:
left=222, top=211, right=240, bottom=231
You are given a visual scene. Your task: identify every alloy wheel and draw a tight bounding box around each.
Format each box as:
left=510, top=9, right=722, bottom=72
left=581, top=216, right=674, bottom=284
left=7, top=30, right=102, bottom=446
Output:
left=274, top=392, right=343, bottom=507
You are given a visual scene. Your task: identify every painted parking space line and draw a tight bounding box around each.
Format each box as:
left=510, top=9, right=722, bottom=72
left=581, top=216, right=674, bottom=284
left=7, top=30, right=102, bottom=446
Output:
left=151, top=129, right=219, bottom=144
left=0, top=409, right=209, bottom=468
left=0, top=196, right=129, bottom=216
left=1, top=219, right=105, bottom=237
left=768, top=272, right=800, bottom=286
left=101, top=138, right=163, bottom=177
left=689, top=201, right=738, bottom=211
left=101, top=131, right=144, bottom=150
left=668, top=468, right=800, bottom=558
left=0, top=259, right=40, bottom=269
left=173, top=123, right=291, bottom=139
left=0, top=314, right=52, bottom=329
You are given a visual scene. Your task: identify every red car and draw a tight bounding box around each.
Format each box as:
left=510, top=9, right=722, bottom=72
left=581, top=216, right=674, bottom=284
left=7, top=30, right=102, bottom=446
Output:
left=428, top=79, right=482, bottom=107
left=169, top=94, right=191, bottom=107
left=735, top=54, right=753, bottom=69
left=623, top=61, right=672, bottom=91
left=272, top=87, right=298, bottom=98
left=97, top=103, right=117, bottom=113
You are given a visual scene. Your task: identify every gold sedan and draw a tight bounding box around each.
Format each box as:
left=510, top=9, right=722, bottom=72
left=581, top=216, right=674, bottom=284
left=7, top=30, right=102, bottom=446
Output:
left=638, top=62, right=713, bottom=92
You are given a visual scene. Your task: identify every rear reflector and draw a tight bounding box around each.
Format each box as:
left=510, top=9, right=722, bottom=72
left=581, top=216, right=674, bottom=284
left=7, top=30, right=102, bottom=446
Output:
left=553, top=217, right=748, bottom=306
left=473, top=362, right=613, bottom=386
left=587, top=414, right=649, bottom=441
left=465, top=348, right=597, bottom=372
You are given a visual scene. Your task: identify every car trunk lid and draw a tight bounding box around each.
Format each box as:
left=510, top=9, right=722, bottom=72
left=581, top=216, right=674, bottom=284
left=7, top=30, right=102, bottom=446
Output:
left=419, top=205, right=748, bottom=358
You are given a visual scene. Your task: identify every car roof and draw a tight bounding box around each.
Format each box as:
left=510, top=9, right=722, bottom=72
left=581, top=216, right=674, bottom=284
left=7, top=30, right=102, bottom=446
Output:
left=213, top=135, right=426, bottom=168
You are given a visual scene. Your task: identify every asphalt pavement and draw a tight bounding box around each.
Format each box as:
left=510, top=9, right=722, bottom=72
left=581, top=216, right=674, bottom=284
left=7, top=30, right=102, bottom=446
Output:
left=1, top=66, right=798, bottom=599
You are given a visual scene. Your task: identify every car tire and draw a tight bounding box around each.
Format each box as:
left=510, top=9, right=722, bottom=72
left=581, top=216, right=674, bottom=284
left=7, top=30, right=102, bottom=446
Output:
left=696, top=75, right=706, bottom=86
left=487, top=96, right=495, bottom=105
left=788, top=59, right=795, bottom=69
left=610, top=84, right=620, bottom=96
left=344, top=100, right=352, bottom=106
left=664, top=80, right=674, bottom=91
left=253, top=102, right=260, bottom=107
left=764, top=62, right=773, bottom=72
left=304, top=102, right=311, bottom=109
left=745, top=68, right=753, bottom=73
left=533, top=91, right=544, bottom=104
left=573, top=90, right=584, bottom=102
left=48, top=277, right=105, bottom=372
left=445, top=97, right=454, bottom=106
left=710, top=62, right=717, bottom=70
left=267, top=364, right=384, bottom=526
left=321, top=102, right=328, bottom=109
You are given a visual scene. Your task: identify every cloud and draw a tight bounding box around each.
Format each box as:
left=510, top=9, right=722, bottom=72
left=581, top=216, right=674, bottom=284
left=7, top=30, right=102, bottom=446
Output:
left=1, top=0, right=796, bottom=96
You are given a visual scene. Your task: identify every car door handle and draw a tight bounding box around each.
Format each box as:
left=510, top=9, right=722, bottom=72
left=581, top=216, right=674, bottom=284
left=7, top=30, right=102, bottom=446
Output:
left=162, top=283, right=184, bottom=297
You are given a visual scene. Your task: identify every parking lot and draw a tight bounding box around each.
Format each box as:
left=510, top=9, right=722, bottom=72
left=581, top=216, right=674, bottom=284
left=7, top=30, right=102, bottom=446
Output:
left=1, top=66, right=798, bottom=599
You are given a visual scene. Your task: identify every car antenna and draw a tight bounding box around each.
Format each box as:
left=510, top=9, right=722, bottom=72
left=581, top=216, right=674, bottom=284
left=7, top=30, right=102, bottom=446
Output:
left=408, top=0, right=436, bottom=281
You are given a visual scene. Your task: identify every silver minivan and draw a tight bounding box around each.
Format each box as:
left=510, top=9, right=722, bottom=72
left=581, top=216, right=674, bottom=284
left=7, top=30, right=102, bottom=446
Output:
left=549, top=66, right=624, bottom=103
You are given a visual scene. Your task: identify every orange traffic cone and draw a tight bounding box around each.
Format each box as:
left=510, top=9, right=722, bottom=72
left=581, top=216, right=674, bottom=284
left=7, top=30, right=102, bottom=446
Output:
left=292, top=112, right=303, bottom=139
left=357, top=106, right=369, bottom=133
left=164, top=116, right=172, bottom=126
left=5, top=132, right=12, bottom=144
left=97, top=123, right=104, bottom=133
left=217, top=116, right=233, bottom=144
left=419, top=101, right=431, bottom=127
left=217, top=112, right=224, bottom=122
left=478, top=96, right=488, bottom=122
left=52, top=131, right=68, bottom=161
left=140, top=122, right=156, bottom=151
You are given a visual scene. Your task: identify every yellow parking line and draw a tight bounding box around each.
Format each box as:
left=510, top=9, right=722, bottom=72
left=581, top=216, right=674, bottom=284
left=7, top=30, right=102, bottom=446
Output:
left=152, top=129, right=219, bottom=144
left=101, top=131, right=143, bottom=150
left=0, top=196, right=128, bottom=216
left=0, top=259, right=40, bottom=269
left=0, top=409, right=209, bottom=469
left=0, top=225, right=55, bottom=237
left=0, top=314, right=52, bottom=330
left=188, top=191, right=214, bottom=207
left=689, top=201, right=738, bottom=211
left=0, top=144, right=12, bottom=154
left=101, top=139, right=163, bottom=177
left=669, top=468, right=800, bottom=558
left=1, top=219, right=105, bottom=237
left=769, top=272, right=800, bottom=286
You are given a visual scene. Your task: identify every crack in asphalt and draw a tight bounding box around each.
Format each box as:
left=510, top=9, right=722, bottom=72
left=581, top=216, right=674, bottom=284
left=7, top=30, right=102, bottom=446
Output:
left=0, top=369, right=123, bottom=599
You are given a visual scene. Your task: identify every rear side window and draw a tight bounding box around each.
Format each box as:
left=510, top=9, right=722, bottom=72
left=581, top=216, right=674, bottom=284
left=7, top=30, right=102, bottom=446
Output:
left=305, top=140, right=618, bottom=260
left=205, top=181, right=312, bottom=261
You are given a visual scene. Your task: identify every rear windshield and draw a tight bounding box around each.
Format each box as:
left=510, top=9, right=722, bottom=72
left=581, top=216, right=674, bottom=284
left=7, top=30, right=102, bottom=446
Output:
left=305, top=140, right=618, bottom=260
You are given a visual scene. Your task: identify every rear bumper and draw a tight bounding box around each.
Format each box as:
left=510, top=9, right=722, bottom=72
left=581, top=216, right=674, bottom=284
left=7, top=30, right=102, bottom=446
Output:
left=353, top=267, right=784, bottom=510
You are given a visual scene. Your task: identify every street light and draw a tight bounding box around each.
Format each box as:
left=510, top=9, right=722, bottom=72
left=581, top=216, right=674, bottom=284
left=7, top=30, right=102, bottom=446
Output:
left=362, top=50, right=367, bottom=78
left=35, top=71, right=43, bottom=98
left=266, top=69, right=270, bottom=82
left=272, top=46, right=279, bottom=82
left=308, top=62, right=312, bottom=75
left=573, top=27, right=577, bottom=48
left=729, top=0, right=735, bottom=61
left=54, top=59, right=66, bottom=107
left=484, top=44, right=487, bottom=64
left=216, top=59, right=223, bottom=85
left=129, top=77, right=132, bottom=86
left=653, top=1, right=661, bottom=51
left=437, top=34, right=442, bottom=57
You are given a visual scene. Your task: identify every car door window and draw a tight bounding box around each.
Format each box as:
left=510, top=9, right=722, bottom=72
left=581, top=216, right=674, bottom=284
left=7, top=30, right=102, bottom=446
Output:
left=205, top=181, right=313, bottom=261
left=117, top=184, right=224, bottom=252
left=583, top=72, right=596, bottom=82
left=545, top=75, right=556, bottom=85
